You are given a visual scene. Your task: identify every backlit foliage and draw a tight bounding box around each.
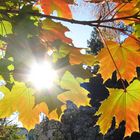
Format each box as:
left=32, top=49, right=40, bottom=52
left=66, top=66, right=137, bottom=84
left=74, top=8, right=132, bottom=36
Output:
left=0, top=0, right=140, bottom=137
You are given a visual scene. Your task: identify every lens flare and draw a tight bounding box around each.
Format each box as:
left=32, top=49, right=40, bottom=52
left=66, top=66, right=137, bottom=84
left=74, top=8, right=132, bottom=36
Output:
left=29, top=62, right=57, bottom=89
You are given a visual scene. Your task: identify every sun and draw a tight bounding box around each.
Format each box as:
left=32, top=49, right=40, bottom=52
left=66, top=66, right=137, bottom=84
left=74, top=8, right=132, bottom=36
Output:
left=28, top=62, right=57, bottom=89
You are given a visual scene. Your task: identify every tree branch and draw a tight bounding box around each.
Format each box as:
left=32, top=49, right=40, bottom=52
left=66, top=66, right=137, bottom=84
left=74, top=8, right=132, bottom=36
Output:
left=0, top=9, right=139, bottom=26
left=0, top=9, right=139, bottom=43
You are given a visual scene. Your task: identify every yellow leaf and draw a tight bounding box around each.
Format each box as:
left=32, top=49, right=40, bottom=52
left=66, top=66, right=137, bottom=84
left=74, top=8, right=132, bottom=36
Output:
left=57, top=71, right=90, bottom=107
left=96, top=79, right=140, bottom=136
left=0, top=82, right=49, bottom=130
left=48, top=109, right=59, bottom=120
left=47, top=104, right=66, bottom=121
left=19, top=102, right=48, bottom=130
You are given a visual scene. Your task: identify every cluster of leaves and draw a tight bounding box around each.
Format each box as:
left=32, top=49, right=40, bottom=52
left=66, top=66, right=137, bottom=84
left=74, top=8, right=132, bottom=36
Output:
left=0, top=0, right=140, bottom=139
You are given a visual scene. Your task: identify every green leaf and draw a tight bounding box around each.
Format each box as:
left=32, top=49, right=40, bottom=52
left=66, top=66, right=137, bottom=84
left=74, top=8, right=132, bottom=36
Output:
left=0, top=20, right=13, bottom=36
left=134, top=24, right=140, bottom=38
left=0, top=58, right=13, bottom=81
left=34, top=84, right=64, bottom=115
left=52, top=42, right=70, bottom=62
left=53, top=56, right=93, bottom=79
left=7, top=64, right=14, bottom=71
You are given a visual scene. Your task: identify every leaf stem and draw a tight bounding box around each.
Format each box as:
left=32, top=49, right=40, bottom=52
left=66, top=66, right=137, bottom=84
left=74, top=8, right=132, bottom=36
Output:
left=97, top=28, right=127, bottom=92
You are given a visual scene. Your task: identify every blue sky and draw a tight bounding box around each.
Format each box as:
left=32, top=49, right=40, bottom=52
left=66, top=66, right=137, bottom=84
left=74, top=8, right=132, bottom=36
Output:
left=63, top=0, right=96, bottom=48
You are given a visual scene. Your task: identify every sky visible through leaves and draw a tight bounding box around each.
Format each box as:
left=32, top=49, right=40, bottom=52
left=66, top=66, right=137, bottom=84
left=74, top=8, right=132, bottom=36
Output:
left=0, top=0, right=139, bottom=137
left=0, top=0, right=95, bottom=127
left=62, top=0, right=95, bottom=48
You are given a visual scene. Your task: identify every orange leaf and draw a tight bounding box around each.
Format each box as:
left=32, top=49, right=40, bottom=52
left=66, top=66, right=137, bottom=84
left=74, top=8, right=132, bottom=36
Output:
left=40, top=19, right=72, bottom=44
left=115, top=0, right=140, bottom=24
left=53, top=44, right=97, bottom=66
left=98, top=37, right=140, bottom=81
left=96, top=79, right=140, bottom=136
left=38, top=0, right=72, bottom=18
left=117, top=0, right=139, bottom=16
left=69, top=47, right=97, bottom=66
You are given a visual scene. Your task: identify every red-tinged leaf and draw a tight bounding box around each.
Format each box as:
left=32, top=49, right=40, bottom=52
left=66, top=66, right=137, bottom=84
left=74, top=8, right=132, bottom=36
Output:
left=40, top=19, right=72, bottom=44
left=38, top=0, right=72, bottom=18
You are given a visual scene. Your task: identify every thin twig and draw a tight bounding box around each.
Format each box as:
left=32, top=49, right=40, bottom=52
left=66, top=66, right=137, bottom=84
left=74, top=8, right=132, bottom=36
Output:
left=102, top=3, right=122, bottom=20
left=0, top=9, right=139, bottom=25
left=91, top=24, right=140, bottom=43
left=0, top=9, right=139, bottom=43
left=111, top=3, right=126, bottom=19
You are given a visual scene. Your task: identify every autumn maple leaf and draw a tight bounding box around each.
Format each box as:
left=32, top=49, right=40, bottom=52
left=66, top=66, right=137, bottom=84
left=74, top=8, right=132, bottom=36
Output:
left=53, top=44, right=97, bottom=66
left=69, top=47, right=98, bottom=66
left=0, top=82, right=48, bottom=130
left=40, top=19, right=72, bottom=44
left=98, top=37, right=140, bottom=81
left=57, top=71, right=90, bottom=107
left=116, top=0, right=140, bottom=18
left=38, top=0, right=72, bottom=18
left=96, top=79, right=140, bottom=136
